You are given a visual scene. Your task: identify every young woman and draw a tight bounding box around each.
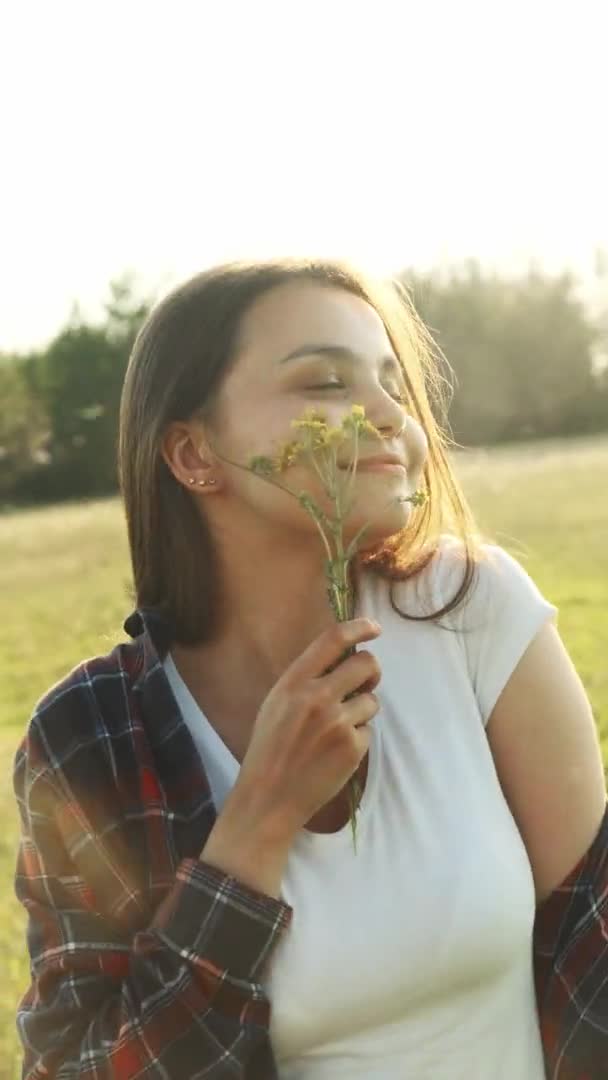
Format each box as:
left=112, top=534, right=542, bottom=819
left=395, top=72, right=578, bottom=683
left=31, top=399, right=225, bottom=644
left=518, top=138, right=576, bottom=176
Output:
left=14, top=258, right=608, bottom=1079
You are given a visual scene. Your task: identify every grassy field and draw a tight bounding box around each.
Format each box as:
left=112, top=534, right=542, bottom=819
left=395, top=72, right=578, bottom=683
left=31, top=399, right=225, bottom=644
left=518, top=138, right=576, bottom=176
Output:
left=1, top=433, right=607, bottom=1077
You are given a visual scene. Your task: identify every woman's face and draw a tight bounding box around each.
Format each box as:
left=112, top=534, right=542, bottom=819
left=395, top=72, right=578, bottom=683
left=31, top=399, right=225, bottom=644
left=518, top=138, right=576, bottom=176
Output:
left=198, top=280, right=429, bottom=552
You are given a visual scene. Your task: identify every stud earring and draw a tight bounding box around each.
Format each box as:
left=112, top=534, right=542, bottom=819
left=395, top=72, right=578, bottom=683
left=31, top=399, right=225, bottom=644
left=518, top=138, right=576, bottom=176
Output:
left=187, top=476, right=216, bottom=488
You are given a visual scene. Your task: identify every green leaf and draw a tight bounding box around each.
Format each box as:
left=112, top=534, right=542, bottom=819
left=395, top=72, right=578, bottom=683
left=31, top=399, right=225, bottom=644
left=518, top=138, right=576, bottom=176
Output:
left=249, top=455, right=276, bottom=476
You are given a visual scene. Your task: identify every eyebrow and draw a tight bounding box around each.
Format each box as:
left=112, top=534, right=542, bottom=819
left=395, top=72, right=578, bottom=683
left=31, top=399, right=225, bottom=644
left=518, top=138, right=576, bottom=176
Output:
left=277, top=344, right=401, bottom=374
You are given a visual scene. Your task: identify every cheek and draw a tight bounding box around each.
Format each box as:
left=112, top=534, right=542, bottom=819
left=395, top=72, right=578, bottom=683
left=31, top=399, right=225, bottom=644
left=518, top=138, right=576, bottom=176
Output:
left=228, top=415, right=301, bottom=471
left=406, top=418, right=429, bottom=470
left=211, top=395, right=278, bottom=465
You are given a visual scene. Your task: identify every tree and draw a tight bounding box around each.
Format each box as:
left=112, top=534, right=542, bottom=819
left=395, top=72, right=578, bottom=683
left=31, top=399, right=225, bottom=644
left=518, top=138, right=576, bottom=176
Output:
left=401, top=260, right=603, bottom=445
left=15, top=276, right=152, bottom=502
left=0, top=355, right=49, bottom=502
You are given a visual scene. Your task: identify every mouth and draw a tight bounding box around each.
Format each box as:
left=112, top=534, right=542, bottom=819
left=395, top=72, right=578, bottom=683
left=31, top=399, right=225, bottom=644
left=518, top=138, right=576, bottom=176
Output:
left=338, top=462, right=407, bottom=474
left=349, top=460, right=406, bottom=473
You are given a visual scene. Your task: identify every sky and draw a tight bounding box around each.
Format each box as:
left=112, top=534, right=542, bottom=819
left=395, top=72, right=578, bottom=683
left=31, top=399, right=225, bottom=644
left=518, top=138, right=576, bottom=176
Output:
left=1, top=0, right=606, bottom=352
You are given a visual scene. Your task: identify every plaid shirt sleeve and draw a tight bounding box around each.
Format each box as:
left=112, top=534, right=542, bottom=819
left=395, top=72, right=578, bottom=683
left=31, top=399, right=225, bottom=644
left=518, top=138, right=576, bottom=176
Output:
left=13, top=712, right=293, bottom=1079
left=533, top=798, right=608, bottom=1079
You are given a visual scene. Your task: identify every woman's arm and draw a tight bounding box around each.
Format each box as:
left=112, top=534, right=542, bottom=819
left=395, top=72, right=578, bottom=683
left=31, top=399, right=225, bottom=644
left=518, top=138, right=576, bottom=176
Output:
left=485, top=619, right=606, bottom=907
left=486, top=617, right=608, bottom=1076
left=14, top=722, right=292, bottom=1079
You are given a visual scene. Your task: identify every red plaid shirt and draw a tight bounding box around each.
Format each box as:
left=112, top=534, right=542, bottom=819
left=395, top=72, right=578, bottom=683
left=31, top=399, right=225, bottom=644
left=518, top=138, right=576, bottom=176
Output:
left=13, top=606, right=608, bottom=1079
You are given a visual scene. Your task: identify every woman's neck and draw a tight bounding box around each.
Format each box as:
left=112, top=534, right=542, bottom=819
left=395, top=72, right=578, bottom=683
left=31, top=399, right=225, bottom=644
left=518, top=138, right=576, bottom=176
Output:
left=201, top=544, right=359, bottom=681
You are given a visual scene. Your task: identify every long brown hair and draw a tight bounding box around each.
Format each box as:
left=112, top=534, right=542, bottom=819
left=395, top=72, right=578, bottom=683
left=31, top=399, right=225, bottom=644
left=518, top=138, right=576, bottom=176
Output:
left=118, top=257, right=489, bottom=645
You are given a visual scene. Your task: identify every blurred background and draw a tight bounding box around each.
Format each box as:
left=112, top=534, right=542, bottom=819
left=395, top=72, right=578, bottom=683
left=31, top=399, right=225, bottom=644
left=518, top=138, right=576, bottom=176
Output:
left=1, top=1, right=607, bottom=1074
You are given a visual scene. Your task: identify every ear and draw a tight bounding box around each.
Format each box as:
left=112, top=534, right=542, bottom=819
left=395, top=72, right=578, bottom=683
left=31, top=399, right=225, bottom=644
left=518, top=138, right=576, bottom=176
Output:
left=161, top=418, right=222, bottom=492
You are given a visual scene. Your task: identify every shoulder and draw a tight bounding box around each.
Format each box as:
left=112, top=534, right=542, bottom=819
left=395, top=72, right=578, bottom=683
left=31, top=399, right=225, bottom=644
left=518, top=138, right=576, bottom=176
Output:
left=429, top=534, right=534, bottom=590
left=367, top=532, right=555, bottom=633
left=376, top=533, right=515, bottom=620
left=13, top=636, right=165, bottom=929
left=14, top=637, right=144, bottom=799
left=372, top=535, right=557, bottom=723
left=419, top=535, right=553, bottom=623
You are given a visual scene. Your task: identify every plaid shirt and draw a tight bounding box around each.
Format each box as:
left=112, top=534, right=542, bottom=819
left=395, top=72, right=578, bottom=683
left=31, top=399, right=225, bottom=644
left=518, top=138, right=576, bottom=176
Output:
left=13, top=606, right=608, bottom=1079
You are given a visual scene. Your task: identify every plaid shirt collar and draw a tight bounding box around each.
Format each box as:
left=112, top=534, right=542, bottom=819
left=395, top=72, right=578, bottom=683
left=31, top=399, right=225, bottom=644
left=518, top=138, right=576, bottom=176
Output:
left=123, top=606, right=173, bottom=669
left=121, top=606, right=218, bottom=850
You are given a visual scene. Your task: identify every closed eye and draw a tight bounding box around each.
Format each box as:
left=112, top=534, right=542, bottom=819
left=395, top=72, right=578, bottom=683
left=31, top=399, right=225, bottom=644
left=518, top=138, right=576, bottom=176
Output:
left=307, top=382, right=407, bottom=405
left=307, top=382, right=346, bottom=392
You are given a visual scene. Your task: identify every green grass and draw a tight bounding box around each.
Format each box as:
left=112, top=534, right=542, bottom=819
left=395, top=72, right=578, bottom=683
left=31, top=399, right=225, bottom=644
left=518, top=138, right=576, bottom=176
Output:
left=1, top=433, right=607, bottom=1077
left=451, top=433, right=608, bottom=738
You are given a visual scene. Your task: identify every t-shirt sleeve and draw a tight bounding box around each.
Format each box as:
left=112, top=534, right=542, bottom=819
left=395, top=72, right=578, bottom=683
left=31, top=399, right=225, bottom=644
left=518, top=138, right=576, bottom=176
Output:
left=446, top=542, right=559, bottom=727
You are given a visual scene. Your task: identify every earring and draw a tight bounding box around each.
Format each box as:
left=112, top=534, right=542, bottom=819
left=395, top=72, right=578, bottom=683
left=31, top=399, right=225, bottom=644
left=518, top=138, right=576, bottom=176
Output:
left=187, top=475, right=216, bottom=488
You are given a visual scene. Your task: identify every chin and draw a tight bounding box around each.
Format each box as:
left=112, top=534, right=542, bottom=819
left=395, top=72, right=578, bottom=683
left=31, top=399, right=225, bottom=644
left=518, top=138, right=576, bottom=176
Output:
left=346, top=502, right=412, bottom=551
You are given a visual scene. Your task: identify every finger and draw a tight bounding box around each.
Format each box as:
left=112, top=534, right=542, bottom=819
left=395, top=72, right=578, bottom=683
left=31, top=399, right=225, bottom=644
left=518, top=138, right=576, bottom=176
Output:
left=286, top=618, right=381, bottom=685
left=351, top=722, right=372, bottom=758
left=324, top=650, right=381, bottom=702
left=343, top=691, right=379, bottom=729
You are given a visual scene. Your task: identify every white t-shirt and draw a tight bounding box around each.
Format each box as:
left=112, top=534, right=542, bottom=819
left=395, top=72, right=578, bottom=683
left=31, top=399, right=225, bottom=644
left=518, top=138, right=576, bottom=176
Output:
left=163, top=537, right=557, bottom=1079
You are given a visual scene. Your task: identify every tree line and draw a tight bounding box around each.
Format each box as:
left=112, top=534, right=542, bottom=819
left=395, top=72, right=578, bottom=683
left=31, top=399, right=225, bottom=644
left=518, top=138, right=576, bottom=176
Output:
left=1, top=261, right=607, bottom=507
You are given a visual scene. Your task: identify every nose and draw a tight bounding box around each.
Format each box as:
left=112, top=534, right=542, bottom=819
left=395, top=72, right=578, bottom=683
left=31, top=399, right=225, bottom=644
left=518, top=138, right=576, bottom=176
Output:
left=365, top=390, right=429, bottom=475
left=364, top=391, right=408, bottom=444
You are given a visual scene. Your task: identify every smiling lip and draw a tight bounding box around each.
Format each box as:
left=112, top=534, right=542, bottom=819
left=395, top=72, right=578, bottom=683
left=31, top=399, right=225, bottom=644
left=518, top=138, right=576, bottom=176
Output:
left=338, top=460, right=407, bottom=473
left=336, top=455, right=408, bottom=473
